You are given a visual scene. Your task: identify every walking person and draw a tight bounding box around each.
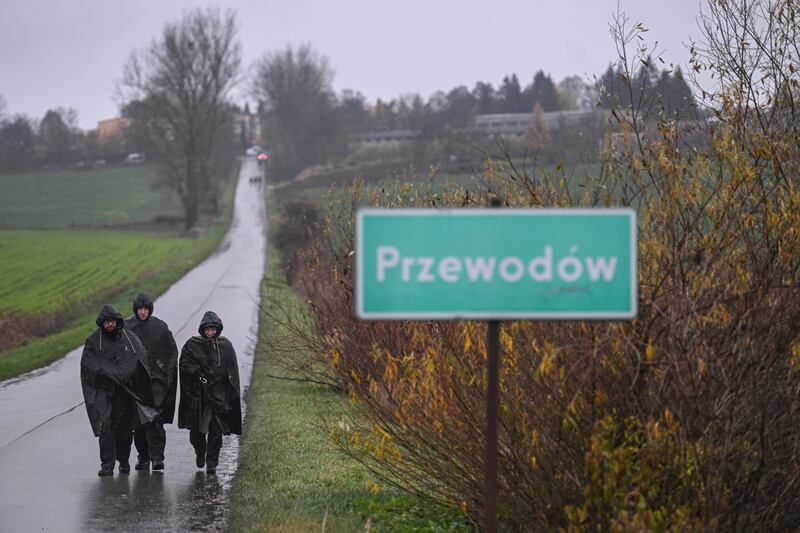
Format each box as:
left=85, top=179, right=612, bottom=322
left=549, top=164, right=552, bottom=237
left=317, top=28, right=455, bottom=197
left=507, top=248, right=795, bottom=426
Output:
left=125, top=293, right=178, bottom=471
left=178, top=311, right=242, bottom=474
left=81, top=304, right=156, bottom=476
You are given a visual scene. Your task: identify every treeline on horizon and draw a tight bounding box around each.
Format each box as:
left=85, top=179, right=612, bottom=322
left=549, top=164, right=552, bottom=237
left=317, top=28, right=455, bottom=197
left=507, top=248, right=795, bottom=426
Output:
left=0, top=52, right=696, bottom=177
left=246, top=45, right=699, bottom=179
left=316, top=63, right=696, bottom=133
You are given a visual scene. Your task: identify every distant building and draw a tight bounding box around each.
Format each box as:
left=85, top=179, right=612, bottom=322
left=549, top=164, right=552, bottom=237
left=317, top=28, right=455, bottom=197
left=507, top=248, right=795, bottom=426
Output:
left=350, top=129, right=420, bottom=147
left=96, top=117, right=130, bottom=144
left=473, top=110, right=605, bottom=138
left=233, top=110, right=261, bottom=146
left=348, top=110, right=607, bottom=146
left=124, top=152, right=146, bottom=164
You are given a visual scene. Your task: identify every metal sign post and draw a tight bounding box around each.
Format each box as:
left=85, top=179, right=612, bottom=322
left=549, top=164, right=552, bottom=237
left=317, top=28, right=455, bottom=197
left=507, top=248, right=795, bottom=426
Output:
left=484, top=197, right=502, bottom=533
left=485, top=319, right=500, bottom=533
left=356, top=209, right=637, bottom=320
left=355, top=206, right=638, bottom=531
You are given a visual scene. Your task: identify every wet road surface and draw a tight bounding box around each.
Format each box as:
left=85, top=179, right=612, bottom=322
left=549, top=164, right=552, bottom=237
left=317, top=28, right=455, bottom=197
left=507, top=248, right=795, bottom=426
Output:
left=0, top=158, right=266, bottom=532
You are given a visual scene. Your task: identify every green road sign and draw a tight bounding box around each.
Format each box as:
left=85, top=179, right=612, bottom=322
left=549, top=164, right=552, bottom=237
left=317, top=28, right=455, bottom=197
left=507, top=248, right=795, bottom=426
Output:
left=356, top=208, right=637, bottom=320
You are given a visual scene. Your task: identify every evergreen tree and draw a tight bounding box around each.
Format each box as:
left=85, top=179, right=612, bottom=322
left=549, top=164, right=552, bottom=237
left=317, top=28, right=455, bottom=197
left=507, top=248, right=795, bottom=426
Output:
left=598, top=65, right=625, bottom=108
left=472, top=82, right=496, bottom=114
left=529, top=71, right=560, bottom=111
left=498, top=74, right=523, bottom=113
left=632, top=58, right=660, bottom=114
left=443, top=86, right=477, bottom=128
left=0, top=116, right=36, bottom=173
left=39, top=109, right=76, bottom=166
left=668, top=67, right=696, bottom=117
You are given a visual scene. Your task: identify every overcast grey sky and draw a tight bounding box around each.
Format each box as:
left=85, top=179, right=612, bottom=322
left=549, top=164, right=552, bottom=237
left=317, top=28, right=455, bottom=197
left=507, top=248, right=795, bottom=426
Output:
left=0, top=0, right=707, bottom=129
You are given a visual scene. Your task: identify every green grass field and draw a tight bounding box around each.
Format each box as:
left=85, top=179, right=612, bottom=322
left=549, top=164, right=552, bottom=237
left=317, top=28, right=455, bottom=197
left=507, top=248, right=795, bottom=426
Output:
left=0, top=230, right=197, bottom=315
left=0, top=166, right=181, bottom=229
left=0, top=165, right=236, bottom=380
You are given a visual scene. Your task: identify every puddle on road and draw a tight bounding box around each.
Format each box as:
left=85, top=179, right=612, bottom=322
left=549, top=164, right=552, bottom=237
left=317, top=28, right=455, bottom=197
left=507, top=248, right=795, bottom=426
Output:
left=81, top=437, right=240, bottom=533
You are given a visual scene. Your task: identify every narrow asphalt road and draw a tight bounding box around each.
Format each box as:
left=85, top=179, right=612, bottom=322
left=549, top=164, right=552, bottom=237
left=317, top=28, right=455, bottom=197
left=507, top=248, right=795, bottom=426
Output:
left=0, top=158, right=266, bottom=533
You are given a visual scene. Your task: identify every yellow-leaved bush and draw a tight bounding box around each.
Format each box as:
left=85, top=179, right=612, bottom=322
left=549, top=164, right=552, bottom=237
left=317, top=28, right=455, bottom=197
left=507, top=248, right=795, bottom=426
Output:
left=265, top=2, right=800, bottom=529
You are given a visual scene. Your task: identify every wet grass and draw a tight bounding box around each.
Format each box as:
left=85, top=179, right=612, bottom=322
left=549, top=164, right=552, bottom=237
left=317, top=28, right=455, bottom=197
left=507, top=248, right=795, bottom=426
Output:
left=229, top=262, right=473, bottom=532
left=278, top=161, right=603, bottom=206
left=279, top=171, right=484, bottom=205
left=0, top=172, right=236, bottom=381
left=229, top=195, right=473, bottom=532
left=228, top=248, right=370, bottom=532
left=0, top=165, right=182, bottom=229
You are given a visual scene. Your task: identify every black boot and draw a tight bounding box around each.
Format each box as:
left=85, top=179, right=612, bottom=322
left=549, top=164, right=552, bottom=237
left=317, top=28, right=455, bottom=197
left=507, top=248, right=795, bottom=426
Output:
left=118, top=462, right=130, bottom=474
left=135, top=460, right=149, bottom=470
left=98, top=466, right=114, bottom=476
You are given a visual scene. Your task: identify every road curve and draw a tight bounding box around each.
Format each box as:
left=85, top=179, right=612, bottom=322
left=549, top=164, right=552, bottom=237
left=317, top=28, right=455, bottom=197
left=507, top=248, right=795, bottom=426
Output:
left=0, top=158, right=266, bottom=533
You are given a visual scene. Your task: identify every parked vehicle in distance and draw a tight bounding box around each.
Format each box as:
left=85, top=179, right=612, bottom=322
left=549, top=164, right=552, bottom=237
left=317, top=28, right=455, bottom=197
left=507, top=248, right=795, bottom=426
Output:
left=125, top=153, right=146, bottom=164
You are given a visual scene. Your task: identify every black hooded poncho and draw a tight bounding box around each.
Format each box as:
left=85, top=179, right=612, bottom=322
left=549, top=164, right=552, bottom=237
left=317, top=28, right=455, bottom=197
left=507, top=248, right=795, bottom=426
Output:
left=80, top=304, right=156, bottom=436
left=177, top=311, right=242, bottom=435
left=124, top=293, right=179, bottom=424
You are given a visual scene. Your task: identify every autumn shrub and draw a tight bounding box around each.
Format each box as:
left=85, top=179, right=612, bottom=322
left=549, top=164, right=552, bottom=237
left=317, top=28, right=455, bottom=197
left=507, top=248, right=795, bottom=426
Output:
left=265, top=1, right=800, bottom=530
left=273, top=199, right=322, bottom=286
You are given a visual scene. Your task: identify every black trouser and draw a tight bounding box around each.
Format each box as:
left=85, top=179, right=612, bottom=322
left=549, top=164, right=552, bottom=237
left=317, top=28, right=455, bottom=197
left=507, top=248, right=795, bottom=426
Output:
left=189, top=417, right=223, bottom=468
left=99, top=425, right=133, bottom=469
left=134, top=422, right=167, bottom=463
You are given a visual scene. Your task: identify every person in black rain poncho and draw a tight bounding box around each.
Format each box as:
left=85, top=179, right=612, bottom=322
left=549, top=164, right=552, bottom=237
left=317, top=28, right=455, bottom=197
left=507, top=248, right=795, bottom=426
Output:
left=178, top=311, right=241, bottom=474
left=125, top=293, right=178, bottom=471
left=81, top=304, right=156, bottom=476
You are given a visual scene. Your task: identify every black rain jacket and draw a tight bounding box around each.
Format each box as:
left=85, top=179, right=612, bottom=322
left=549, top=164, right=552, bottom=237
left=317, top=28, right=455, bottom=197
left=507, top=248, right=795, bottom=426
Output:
left=177, top=311, right=242, bottom=435
left=80, top=305, right=157, bottom=436
left=125, top=293, right=179, bottom=424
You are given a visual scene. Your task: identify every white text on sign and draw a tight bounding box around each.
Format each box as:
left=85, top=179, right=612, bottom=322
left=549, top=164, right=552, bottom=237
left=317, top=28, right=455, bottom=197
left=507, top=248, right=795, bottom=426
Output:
left=376, top=245, right=618, bottom=284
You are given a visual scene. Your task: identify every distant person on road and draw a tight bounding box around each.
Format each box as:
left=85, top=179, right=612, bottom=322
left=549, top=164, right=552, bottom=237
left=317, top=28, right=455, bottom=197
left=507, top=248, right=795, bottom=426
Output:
left=80, top=304, right=156, bottom=476
left=178, top=311, right=242, bottom=474
left=125, top=293, right=178, bottom=472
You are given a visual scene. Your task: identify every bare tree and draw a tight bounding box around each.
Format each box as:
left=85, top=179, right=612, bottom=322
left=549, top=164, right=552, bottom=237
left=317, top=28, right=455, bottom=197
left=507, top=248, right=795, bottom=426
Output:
left=251, top=44, right=341, bottom=180
left=0, top=115, right=36, bottom=174
left=39, top=108, right=79, bottom=167
left=525, top=103, right=552, bottom=153
left=121, top=8, right=241, bottom=230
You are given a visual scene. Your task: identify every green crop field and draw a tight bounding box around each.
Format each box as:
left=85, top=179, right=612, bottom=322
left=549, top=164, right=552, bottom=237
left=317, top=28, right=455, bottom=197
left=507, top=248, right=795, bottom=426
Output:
left=0, top=224, right=232, bottom=381
left=0, top=163, right=238, bottom=380
left=0, top=230, right=198, bottom=316
left=0, top=166, right=181, bottom=229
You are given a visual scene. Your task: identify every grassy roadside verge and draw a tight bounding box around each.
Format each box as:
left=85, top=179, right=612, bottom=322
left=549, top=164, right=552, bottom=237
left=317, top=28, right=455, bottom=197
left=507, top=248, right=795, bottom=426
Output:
left=0, top=165, right=181, bottom=229
left=228, top=252, right=372, bottom=532
left=229, top=195, right=473, bottom=532
left=0, top=169, right=237, bottom=381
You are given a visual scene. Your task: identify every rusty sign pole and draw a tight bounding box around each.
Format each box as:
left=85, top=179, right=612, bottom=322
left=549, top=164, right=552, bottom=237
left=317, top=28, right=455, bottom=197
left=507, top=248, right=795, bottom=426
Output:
left=485, top=319, right=501, bottom=533
left=484, top=196, right=502, bottom=533
left=357, top=204, right=638, bottom=533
